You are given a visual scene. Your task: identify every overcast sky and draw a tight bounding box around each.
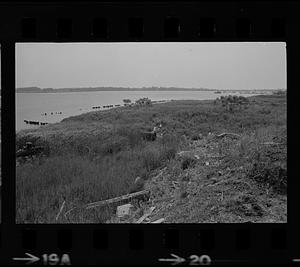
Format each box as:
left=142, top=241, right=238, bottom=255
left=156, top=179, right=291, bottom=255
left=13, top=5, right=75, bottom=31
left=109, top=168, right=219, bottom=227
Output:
left=15, top=42, right=286, bottom=90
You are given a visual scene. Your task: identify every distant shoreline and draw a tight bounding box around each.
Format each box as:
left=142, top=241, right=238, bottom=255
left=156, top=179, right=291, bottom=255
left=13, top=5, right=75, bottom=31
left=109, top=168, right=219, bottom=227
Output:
left=15, top=86, right=285, bottom=94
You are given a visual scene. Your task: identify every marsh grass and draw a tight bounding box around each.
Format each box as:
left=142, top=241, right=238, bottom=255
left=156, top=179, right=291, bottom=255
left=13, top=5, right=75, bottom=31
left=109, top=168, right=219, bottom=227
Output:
left=16, top=132, right=180, bottom=223
left=16, top=94, right=286, bottom=223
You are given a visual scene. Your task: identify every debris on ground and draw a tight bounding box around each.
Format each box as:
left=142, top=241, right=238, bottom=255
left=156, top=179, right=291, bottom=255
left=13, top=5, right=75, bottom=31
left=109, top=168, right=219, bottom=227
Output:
left=116, top=203, right=134, bottom=218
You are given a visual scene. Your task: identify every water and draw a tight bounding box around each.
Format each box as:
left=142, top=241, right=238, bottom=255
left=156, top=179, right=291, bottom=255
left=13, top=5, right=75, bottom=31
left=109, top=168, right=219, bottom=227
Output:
left=16, top=90, right=254, bottom=132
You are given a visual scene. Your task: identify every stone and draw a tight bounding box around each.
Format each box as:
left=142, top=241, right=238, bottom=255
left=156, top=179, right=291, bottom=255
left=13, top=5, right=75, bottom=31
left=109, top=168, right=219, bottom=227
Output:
left=116, top=203, right=134, bottom=218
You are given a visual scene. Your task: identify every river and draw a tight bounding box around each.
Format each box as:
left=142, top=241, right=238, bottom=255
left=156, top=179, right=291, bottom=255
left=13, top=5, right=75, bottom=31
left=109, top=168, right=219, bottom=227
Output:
left=16, top=90, right=258, bottom=132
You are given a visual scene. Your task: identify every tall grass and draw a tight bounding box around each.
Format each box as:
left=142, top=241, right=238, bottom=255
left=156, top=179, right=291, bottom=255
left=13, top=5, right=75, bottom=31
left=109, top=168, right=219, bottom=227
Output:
left=16, top=130, right=180, bottom=223
left=16, top=94, right=286, bottom=223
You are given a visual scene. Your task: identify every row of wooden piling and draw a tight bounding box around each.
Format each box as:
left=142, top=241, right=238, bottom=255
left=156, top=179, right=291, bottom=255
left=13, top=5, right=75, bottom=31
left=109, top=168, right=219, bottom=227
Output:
left=92, top=104, right=121, bottom=109
left=24, top=120, right=49, bottom=126
left=152, top=100, right=167, bottom=103
left=41, top=111, right=62, bottom=116
left=24, top=100, right=168, bottom=127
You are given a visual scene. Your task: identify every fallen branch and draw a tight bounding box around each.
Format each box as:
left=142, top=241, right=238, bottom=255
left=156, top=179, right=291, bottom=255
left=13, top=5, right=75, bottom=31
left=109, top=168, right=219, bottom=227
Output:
left=216, top=132, right=241, bottom=138
left=86, top=189, right=150, bottom=209
left=65, top=189, right=151, bottom=216
left=136, top=207, right=156, bottom=223
left=55, top=200, right=66, bottom=221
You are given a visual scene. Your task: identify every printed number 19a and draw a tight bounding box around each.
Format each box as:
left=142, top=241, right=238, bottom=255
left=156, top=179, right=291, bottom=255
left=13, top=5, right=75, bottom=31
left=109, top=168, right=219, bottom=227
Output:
left=42, top=254, right=71, bottom=265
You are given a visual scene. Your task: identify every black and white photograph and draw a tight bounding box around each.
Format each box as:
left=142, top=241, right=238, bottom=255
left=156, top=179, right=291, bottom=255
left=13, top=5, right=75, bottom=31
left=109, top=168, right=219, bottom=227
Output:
left=15, top=42, right=287, bottom=224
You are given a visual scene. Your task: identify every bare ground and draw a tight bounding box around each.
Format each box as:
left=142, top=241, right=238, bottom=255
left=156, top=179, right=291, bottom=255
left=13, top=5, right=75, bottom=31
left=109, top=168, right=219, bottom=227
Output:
left=108, top=133, right=286, bottom=223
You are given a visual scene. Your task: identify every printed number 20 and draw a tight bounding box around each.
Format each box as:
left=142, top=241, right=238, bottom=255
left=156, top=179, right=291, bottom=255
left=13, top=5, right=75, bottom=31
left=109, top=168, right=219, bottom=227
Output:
left=189, top=255, right=211, bottom=265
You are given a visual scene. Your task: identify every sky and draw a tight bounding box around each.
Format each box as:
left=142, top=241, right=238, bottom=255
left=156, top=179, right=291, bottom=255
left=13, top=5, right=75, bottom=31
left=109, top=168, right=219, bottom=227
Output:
left=15, top=42, right=286, bottom=90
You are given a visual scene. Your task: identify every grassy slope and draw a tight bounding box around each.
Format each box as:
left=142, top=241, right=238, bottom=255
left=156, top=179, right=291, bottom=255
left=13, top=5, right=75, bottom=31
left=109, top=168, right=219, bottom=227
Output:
left=16, top=94, right=286, bottom=223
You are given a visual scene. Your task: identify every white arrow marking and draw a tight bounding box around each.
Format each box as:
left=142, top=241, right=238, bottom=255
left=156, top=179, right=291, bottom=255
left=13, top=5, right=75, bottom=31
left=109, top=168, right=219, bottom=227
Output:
left=158, top=253, right=185, bottom=265
left=13, top=253, right=40, bottom=265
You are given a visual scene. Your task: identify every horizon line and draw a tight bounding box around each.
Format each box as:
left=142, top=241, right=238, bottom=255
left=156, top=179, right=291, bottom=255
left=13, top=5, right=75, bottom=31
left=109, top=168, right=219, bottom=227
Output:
left=15, top=86, right=286, bottom=90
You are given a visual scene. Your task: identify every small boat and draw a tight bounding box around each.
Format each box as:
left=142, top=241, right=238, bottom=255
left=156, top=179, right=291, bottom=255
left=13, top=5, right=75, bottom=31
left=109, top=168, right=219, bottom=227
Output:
left=214, top=91, right=222, bottom=94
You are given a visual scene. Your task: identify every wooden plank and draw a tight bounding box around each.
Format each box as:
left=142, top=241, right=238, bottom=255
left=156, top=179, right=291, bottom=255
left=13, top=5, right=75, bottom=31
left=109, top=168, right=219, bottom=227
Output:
left=86, top=189, right=150, bottom=209
left=64, top=189, right=150, bottom=216
left=136, top=207, right=156, bottom=223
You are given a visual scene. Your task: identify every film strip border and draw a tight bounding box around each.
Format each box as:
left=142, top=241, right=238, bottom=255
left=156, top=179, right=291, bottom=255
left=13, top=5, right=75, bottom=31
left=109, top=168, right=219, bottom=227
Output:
left=0, top=1, right=299, bottom=265
left=0, top=225, right=291, bottom=265
left=0, top=3, right=291, bottom=41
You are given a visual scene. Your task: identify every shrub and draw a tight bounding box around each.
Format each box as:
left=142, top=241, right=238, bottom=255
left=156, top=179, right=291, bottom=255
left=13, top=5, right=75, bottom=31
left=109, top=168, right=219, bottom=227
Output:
left=135, top=97, right=152, bottom=106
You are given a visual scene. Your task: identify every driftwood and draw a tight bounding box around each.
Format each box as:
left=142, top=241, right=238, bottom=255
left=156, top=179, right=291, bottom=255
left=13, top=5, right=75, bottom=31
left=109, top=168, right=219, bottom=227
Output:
left=136, top=207, right=156, bottom=223
left=65, top=189, right=150, bottom=216
left=216, top=132, right=241, bottom=138
left=86, top=189, right=150, bottom=209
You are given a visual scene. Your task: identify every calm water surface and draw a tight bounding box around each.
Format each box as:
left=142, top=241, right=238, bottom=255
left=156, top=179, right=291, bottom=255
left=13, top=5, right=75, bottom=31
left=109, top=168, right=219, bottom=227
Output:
left=16, top=90, right=255, bottom=132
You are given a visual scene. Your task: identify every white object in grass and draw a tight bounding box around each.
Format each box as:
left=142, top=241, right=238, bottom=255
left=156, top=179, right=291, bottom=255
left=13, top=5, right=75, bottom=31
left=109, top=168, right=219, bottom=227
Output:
left=116, top=203, right=134, bottom=218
